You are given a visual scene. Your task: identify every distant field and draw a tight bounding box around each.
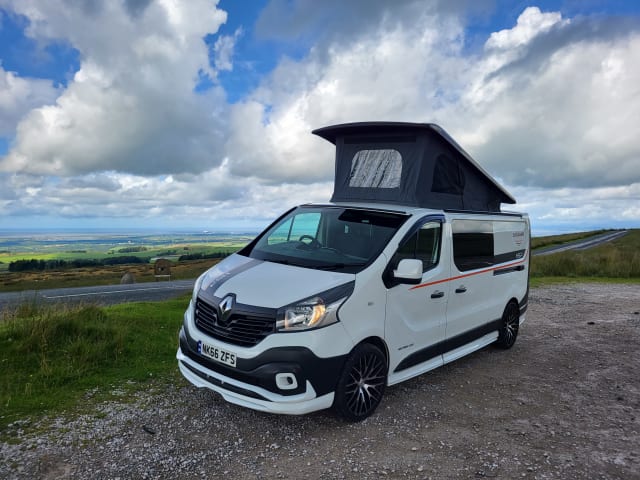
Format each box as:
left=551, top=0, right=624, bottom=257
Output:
left=0, top=243, right=242, bottom=264
left=0, top=231, right=253, bottom=291
left=0, top=232, right=252, bottom=264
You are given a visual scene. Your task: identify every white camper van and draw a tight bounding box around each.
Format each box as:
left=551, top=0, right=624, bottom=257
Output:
left=177, top=122, right=530, bottom=421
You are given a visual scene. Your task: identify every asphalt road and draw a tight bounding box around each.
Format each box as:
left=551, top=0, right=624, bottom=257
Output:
left=0, top=279, right=195, bottom=309
left=0, top=230, right=628, bottom=309
left=533, top=229, right=628, bottom=256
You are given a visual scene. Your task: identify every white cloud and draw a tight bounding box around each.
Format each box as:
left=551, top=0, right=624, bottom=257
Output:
left=457, top=10, right=640, bottom=189
left=0, top=66, right=59, bottom=136
left=0, top=0, right=228, bottom=176
left=214, top=28, right=242, bottom=72
left=509, top=182, right=640, bottom=234
left=485, top=7, right=566, bottom=51
left=225, top=11, right=467, bottom=183
left=0, top=166, right=332, bottom=228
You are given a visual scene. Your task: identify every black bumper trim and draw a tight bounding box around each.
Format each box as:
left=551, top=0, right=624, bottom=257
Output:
left=180, top=325, right=347, bottom=397
left=181, top=360, right=269, bottom=401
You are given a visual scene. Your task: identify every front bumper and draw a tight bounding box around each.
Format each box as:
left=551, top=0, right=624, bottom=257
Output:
left=177, top=347, right=335, bottom=415
left=177, top=325, right=348, bottom=415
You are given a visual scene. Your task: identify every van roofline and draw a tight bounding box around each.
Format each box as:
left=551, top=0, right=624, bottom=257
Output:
left=301, top=202, right=528, bottom=219
left=444, top=209, right=526, bottom=218
left=301, top=202, right=424, bottom=215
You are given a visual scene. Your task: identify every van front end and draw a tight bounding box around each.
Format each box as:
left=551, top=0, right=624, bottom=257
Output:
left=176, top=268, right=357, bottom=415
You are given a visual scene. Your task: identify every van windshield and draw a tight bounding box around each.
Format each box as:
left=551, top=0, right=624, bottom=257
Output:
left=245, top=206, right=408, bottom=273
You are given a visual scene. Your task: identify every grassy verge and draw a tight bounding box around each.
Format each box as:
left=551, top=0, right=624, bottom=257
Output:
left=0, top=295, right=189, bottom=431
left=530, top=229, right=640, bottom=280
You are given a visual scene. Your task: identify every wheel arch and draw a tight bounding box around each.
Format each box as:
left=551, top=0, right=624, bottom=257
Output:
left=507, top=296, right=521, bottom=318
left=354, top=336, right=389, bottom=370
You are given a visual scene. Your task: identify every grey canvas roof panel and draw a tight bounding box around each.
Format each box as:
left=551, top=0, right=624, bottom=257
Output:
left=312, top=122, right=516, bottom=212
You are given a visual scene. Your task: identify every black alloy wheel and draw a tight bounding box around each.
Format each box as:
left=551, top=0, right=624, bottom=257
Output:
left=495, top=301, right=520, bottom=349
left=334, top=343, right=387, bottom=422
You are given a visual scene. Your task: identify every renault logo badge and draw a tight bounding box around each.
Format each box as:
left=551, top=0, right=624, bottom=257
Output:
left=218, top=294, right=235, bottom=325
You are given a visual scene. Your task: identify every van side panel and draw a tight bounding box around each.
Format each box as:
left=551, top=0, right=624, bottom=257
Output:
left=445, top=215, right=529, bottom=345
left=383, top=213, right=529, bottom=385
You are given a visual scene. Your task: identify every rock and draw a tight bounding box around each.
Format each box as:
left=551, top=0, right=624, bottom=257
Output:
left=120, top=272, right=135, bottom=284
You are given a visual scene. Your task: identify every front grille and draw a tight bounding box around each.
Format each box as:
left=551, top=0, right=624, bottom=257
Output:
left=194, top=297, right=276, bottom=347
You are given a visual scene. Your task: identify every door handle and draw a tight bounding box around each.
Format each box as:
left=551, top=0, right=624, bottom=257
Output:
left=431, top=290, right=445, bottom=299
left=455, top=286, right=467, bottom=294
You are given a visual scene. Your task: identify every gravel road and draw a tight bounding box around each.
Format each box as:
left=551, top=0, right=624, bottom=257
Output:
left=2, top=283, right=639, bottom=479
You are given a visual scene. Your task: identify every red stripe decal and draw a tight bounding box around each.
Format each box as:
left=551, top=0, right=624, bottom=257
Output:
left=409, top=252, right=529, bottom=291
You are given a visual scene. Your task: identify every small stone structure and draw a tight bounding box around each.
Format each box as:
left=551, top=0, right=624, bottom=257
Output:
left=154, top=259, right=172, bottom=281
left=120, top=272, right=135, bottom=284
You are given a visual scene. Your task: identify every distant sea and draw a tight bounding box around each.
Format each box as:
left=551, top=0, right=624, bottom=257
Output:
left=0, top=229, right=261, bottom=252
left=0, top=228, right=261, bottom=237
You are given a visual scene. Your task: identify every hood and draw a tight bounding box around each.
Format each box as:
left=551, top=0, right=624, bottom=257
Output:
left=197, top=253, right=354, bottom=308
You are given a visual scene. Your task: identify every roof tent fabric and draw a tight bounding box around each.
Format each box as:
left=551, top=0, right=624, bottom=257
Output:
left=312, top=122, right=516, bottom=212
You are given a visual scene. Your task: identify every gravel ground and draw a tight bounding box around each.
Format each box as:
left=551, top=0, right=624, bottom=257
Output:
left=1, top=283, right=639, bottom=479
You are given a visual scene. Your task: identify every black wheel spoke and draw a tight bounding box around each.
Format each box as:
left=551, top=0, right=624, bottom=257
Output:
left=497, top=302, right=520, bottom=349
left=335, top=345, right=388, bottom=421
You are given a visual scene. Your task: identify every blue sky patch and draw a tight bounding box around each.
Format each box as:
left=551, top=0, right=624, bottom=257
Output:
left=0, top=8, right=80, bottom=87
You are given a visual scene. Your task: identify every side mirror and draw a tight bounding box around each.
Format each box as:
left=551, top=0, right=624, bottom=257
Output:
left=393, top=259, right=423, bottom=284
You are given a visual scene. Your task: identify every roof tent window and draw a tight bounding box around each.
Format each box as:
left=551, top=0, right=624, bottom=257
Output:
left=348, top=149, right=402, bottom=188
left=432, top=153, right=465, bottom=194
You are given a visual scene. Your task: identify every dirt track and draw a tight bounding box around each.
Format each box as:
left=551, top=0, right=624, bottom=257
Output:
left=1, top=283, right=639, bottom=479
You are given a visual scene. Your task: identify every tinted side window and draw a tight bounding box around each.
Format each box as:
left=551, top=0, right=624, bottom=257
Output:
left=452, top=220, right=494, bottom=271
left=395, top=222, right=442, bottom=272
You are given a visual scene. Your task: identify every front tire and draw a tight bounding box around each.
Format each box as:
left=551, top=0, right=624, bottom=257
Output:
left=495, top=301, right=520, bottom=349
left=333, top=343, right=387, bottom=422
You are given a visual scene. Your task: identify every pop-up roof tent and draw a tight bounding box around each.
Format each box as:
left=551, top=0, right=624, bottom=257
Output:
left=312, top=122, right=515, bottom=212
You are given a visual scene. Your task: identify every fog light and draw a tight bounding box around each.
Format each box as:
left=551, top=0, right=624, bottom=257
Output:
left=275, top=373, right=298, bottom=390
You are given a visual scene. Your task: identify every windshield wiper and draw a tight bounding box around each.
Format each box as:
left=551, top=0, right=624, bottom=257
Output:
left=314, top=262, right=366, bottom=271
left=267, top=258, right=294, bottom=266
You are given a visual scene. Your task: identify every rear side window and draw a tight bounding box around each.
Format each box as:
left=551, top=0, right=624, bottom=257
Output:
left=452, top=219, right=527, bottom=271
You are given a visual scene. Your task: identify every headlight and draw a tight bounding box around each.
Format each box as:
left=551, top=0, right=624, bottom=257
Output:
left=276, top=282, right=355, bottom=332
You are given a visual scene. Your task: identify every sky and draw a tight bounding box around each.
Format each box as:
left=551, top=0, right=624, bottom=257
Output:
left=0, top=0, right=639, bottom=236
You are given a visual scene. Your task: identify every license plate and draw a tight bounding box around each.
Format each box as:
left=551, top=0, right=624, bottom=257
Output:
left=197, top=340, right=236, bottom=367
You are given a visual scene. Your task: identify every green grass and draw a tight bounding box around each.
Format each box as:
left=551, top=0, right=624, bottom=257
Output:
left=0, top=295, right=189, bottom=431
left=530, top=229, right=640, bottom=280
